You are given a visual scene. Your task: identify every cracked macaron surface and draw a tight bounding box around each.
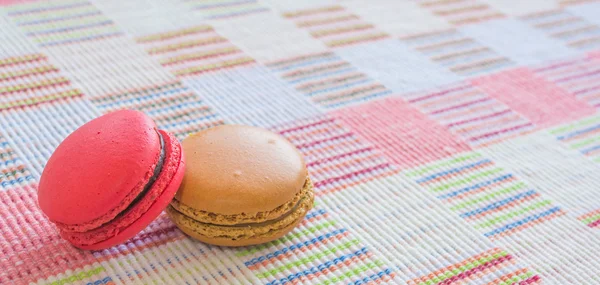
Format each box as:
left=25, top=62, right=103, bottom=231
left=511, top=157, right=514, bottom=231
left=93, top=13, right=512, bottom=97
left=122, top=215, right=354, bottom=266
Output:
left=38, top=110, right=185, bottom=250
left=168, top=125, right=314, bottom=247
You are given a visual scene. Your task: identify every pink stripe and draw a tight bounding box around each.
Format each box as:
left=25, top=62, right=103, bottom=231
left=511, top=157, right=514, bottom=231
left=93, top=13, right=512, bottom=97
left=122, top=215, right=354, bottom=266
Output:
left=295, top=132, right=355, bottom=149
left=589, top=218, right=600, bottom=228
left=438, top=254, right=513, bottom=285
left=430, top=97, right=491, bottom=115
left=447, top=109, right=511, bottom=127
left=306, top=147, right=373, bottom=167
left=277, top=117, right=335, bottom=134
left=472, top=68, right=595, bottom=128
left=331, top=97, right=471, bottom=168
left=314, top=163, right=391, bottom=188
left=469, top=122, right=534, bottom=142
left=522, top=275, right=542, bottom=284
left=408, top=85, right=472, bottom=103
left=573, top=84, right=600, bottom=95
left=0, top=185, right=97, bottom=284
left=555, top=68, right=600, bottom=83
left=533, top=60, right=578, bottom=73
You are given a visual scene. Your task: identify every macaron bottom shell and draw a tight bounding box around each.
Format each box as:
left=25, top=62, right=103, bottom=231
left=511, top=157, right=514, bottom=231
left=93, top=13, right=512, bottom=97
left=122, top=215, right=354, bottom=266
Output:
left=167, top=177, right=315, bottom=247
left=62, top=130, right=186, bottom=250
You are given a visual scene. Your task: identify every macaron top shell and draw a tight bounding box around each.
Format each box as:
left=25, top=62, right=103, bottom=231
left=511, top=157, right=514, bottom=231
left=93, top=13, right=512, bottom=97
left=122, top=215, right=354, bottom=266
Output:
left=177, top=125, right=307, bottom=215
left=38, top=110, right=162, bottom=225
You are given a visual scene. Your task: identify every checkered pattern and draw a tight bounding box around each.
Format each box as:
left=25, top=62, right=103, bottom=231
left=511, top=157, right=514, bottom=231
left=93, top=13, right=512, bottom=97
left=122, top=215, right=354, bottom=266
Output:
left=1, top=0, right=600, bottom=284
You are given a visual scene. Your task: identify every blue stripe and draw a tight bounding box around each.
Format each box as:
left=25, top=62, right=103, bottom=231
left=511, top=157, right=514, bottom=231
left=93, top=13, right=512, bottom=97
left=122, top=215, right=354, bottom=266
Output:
left=271, top=55, right=340, bottom=72
left=265, top=248, right=369, bottom=285
left=0, top=157, right=19, bottom=167
left=581, top=144, right=600, bottom=154
left=438, top=174, right=513, bottom=199
left=557, top=124, right=600, bottom=140
left=244, top=210, right=328, bottom=266
left=39, top=31, right=122, bottom=47
left=417, top=159, right=491, bottom=184
left=288, top=67, right=355, bottom=84
left=305, top=208, right=327, bottom=220
left=1, top=175, right=35, bottom=188
left=460, top=190, right=537, bottom=218
left=17, top=11, right=102, bottom=26
left=245, top=228, right=341, bottom=266
left=323, top=90, right=392, bottom=109
left=351, top=268, right=394, bottom=285
left=202, top=7, right=269, bottom=19
left=307, top=78, right=372, bottom=96
left=27, top=20, right=113, bottom=36
left=484, top=207, right=561, bottom=237
left=1, top=141, right=8, bottom=147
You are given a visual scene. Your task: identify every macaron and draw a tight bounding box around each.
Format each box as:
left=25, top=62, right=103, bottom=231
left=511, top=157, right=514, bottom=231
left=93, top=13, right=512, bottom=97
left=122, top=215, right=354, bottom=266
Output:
left=38, top=110, right=185, bottom=250
left=167, top=125, right=314, bottom=247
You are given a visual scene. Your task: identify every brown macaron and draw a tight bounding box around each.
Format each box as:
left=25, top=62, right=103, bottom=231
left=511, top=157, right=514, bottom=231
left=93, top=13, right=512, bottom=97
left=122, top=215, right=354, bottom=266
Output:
left=167, top=125, right=314, bottom=246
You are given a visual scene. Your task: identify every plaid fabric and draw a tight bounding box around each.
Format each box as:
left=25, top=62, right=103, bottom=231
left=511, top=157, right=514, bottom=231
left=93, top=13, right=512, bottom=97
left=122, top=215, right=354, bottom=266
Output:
left=1, top=0, right=600, bottom=284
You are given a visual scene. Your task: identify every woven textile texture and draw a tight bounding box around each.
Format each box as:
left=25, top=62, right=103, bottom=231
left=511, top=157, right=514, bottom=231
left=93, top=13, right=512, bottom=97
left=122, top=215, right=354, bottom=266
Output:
left=2, top=0, right=600, bottom=284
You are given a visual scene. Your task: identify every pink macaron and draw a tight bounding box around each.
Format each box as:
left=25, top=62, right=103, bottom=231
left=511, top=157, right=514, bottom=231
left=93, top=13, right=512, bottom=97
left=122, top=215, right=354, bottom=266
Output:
left=38, top=110, right=185, bottom=250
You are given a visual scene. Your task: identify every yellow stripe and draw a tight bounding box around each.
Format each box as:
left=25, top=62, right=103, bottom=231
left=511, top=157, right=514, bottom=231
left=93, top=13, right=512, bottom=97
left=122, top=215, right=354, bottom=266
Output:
left=0, top=65, right=58, bottom=81
left=0, top=89, right=83, bottom=110
left=160, top=47, right=240, bottom=65
left=327, top=33, right=388, bottom=47
left=174, top=57, right=254, bottom=76
left=284, top=6, right=344, bottom=18
left=0, top=77, right=70, bottom=94
left=137, top=25, right=214, bottom=43
left=147, top=37, right=226, bottom=54
left=0, top=54, right=46, bottom=67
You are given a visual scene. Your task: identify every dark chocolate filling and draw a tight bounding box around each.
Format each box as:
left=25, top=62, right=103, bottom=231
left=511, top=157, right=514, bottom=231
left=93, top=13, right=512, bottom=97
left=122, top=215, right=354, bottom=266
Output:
left=111, top=130, right=166, bottom=221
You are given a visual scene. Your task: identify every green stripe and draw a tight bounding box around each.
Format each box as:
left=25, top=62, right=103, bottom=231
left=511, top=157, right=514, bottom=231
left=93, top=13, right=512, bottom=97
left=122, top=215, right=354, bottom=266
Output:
left=550, top=116, right=600, bottom=135
left=235, top=220, right=337, bottom=257
left=593, top=156, right=600, bottom=163
left=0, top=151, right=15, bottom=159
left=0, top=168, right=28, bottom=180
left=320, top=260, right=385, bottom=285
left=48, top=266, right=105, bottom=285
left=256, top=240, right=360, bottom=278
left=497, top=271, right=535, bottom=285
left=419, top=251, right=508, bottom=285
left=581, top=212, right=600, bottom=225
left=474, top=200, right=553, bottom=229
left=450, top=182, right=526, bottom=211
left=570, top=136, right=600, bottom=149
left=405, top=152, right=482, bottom=177
left=430, top=167, right=504, bottom=193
